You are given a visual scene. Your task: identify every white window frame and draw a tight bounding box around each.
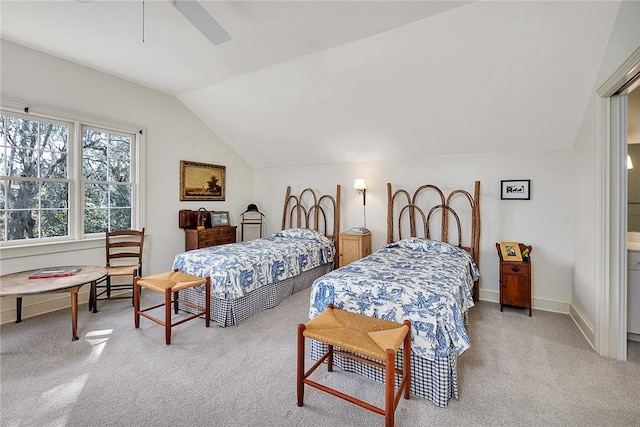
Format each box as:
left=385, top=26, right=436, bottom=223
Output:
left=0, top=99, right=146, bottom=260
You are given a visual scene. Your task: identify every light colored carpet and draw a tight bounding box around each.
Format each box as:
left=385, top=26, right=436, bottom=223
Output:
left=1, top=289, right=639, bottom=426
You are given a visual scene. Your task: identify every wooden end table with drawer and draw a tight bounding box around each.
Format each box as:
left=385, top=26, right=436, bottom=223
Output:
left=496, top=242, right=533, bottom=316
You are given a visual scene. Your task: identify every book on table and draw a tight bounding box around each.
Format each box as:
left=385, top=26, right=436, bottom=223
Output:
left=28, top=266, right=81, bottom=279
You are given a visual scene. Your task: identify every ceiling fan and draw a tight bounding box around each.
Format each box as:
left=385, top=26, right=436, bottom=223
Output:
left=169, top=0, right=231, bottom=45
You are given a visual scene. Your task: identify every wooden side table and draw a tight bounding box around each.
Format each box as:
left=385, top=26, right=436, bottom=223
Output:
left=496, top=243, right=532, bottom=316
left=338, top=232, right=372, bottom=267
left=184, top=225, right=237, bottom=251
left=0, top=266, right=107, bottom=341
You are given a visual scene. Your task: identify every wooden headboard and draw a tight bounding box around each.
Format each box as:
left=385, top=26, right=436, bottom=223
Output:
left=386, top=181, right=481, bottom=299
left=281, top=185, right=341, bottom=263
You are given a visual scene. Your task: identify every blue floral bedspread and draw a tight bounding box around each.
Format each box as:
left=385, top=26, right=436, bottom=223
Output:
left=308, top=238, right=479, bottom=360
left=172, top=228, right=335, bottom=300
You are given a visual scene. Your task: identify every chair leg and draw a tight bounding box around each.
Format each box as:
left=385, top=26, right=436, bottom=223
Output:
left=297, top=324, right=305, bottom=407
left=106, top=276, right=112, bottom=298
left=164, top=288, right=172, bottom=345
left=134, top=278, right=141, bottom=328
left=132, top=269, right=140, bottom=306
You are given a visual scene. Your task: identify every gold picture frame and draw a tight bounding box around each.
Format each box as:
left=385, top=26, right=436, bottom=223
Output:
left=499, top=242, right=522, bottom=262
left=180, top=160, right=226, bottom=201
left=211, top=211, right=230, bottom=227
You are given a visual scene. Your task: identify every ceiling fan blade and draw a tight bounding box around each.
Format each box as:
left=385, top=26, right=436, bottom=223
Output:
left=169, top=0, right=231, bottom=45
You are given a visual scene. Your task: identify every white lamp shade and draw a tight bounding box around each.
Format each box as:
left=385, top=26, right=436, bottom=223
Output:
left=628, top=155, right=634, bottom=169
left=353, top=178, right=367, bottom=190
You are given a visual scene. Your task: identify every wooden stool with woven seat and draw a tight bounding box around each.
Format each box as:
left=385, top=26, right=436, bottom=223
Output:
left=133, top=269, right=210, bottom=345
left=297, top=304, right=411, bottom=427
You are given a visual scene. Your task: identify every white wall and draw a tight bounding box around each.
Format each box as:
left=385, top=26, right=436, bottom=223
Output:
left=255, top=148, right=574, bottom=312
left=571, top=0, right=640, bottom=342
left=0, top=40, right=253, bottom=323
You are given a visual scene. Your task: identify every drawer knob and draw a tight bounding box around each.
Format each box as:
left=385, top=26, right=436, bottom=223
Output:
left=511, top=265, right=520, bottom=272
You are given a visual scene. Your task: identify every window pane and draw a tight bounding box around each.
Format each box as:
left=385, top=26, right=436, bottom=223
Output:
left=109, top=133, right=131, bottom=153
left=83, top=129, right=108, bottom=150
left=40, top=209, right=68, bottom=237
left=0, top=181, right=5, bottom=209
left=41, top=181, right=69, bottom=209
left=108, top=154, right=130, bottom=182
left=39, top=122, right=68, bottom=152
left=85, top=208, right=108, bottom=234
left=11, top=118, right=38, bottom=149
left=7, top=148, right=38, bottom=177
left=83, top=156, right=107, bottom=181
left=110, top=208, right=131, bottom=230
left=84, top=183, right=108, bottom=208
left=0, top=146, right=6, bottom=176
left=0, top=212, right=4, bottom=241
left=8, top=180, right=38, bottom=209
left=110, top=184, right=131, bottom=207
left=7, top=209, right=36, bottom=240
left=40, top=149, right=68, bottom=178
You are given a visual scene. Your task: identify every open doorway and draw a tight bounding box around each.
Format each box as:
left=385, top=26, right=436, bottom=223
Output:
left=595, top=47, right=640, bottom=361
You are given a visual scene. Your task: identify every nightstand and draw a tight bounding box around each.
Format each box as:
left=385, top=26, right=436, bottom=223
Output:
left=338, top=232, right=372, bottom=267
left=496, top=242, right=533, bottom=316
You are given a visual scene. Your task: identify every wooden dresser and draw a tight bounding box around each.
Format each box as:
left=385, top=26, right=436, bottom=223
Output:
left=184, top=226, right=237, bottom=251
left=496, top=242, right=532, bottom=316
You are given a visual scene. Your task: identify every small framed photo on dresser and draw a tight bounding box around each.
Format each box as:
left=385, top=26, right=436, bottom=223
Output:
left=211, top=211, right=230, bottom=226
left=501, top=179, right=530, bottom=200
left=499, top=241, right=523, bottom=262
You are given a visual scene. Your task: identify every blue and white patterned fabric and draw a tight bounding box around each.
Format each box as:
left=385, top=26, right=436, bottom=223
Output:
left=308, top=238, right=479, bottom=361
left=172, top=228, right=335, bottom=300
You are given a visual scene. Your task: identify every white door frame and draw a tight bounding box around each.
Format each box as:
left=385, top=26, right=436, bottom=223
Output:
left=595, top=47, right=640, bottom=360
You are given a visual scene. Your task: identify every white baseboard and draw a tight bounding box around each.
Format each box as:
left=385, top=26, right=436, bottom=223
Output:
left=569, top=303, right=596, bottom=350
left=628, top=332, right=640, bottom=342
left=479, top=289, right=571, bottom=314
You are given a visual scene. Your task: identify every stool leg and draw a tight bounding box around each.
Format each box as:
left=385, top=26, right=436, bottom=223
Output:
left=165, top=288, right=172, bottom=345
left=297, top=324, right=305, bottom=407
left=403, top=322, right=411, bottom=399
left=205, top=277, right=211, bottom=327
left=327, top=344, right=333, bottom=372
left=385, top=349, right=396, bottom=427
left=174, top=290, right=179, bottom=314
left=134, top=278, right=140, bottom=328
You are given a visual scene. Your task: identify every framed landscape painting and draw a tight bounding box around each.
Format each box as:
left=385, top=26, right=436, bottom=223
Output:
left=180, top=160, right=226, bottom=201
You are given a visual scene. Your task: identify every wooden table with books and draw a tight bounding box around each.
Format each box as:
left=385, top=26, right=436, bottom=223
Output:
left=0, top=265, right=107, bottom=341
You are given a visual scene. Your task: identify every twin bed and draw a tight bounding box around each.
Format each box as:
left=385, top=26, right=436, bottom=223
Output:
left=172, top=181, right=480, bottom=408
left=173, top=185, right=340, bottom=327
left=308, top=181, right=481, bottom=407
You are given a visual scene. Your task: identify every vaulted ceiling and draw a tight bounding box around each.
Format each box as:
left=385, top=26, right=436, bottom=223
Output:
left=0, top=1, right=623, bottom=168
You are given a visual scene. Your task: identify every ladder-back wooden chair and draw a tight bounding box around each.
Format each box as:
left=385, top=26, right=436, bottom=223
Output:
left=90, top=228, right=145, bottom=313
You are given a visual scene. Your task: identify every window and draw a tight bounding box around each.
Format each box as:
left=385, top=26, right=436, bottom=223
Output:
left=82, top=126, right=135, bottom=233
left=0, top=107, right=143, bottom=245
